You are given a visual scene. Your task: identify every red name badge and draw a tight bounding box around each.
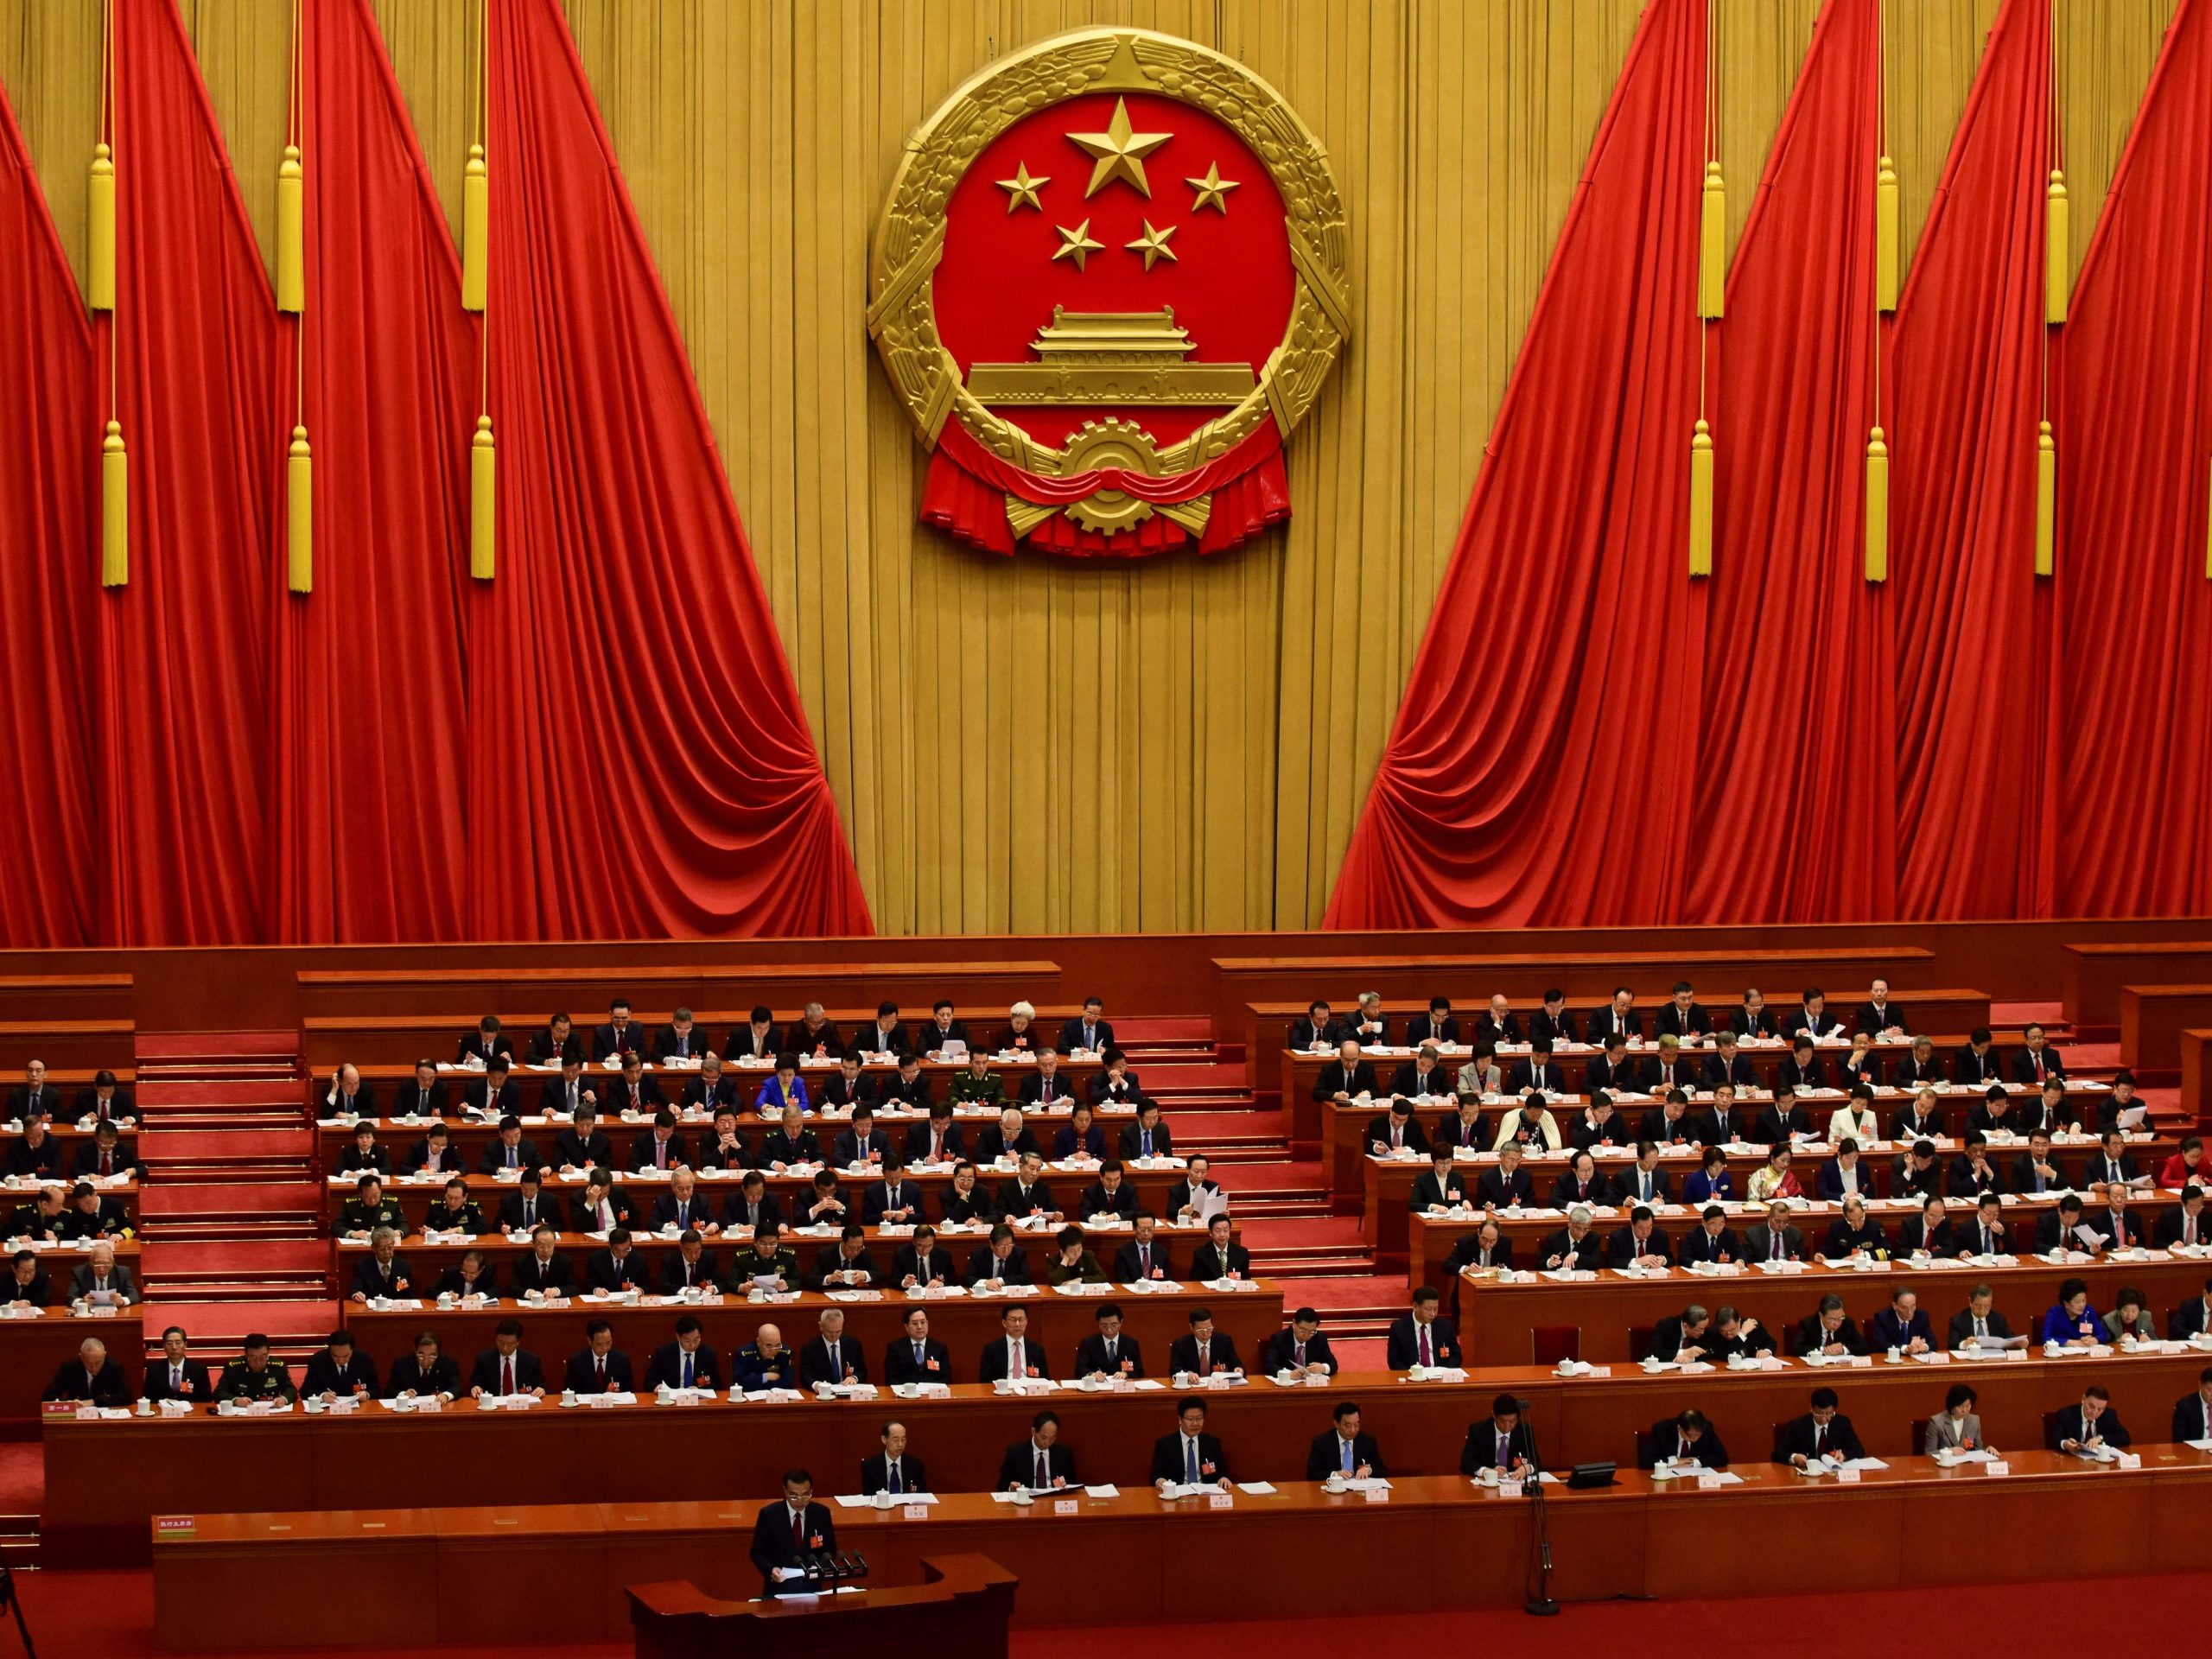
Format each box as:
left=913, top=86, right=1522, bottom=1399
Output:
left=1027, top=1366, right=1040, bottom=1378
left=926, top=1358, right=939, bottom=1371
left=1201, top=1461, right=1217, bottom=1476
left=1121, top=1358, right=1135, bottom=1372
left=808, top=1534, right=823, bottom=1548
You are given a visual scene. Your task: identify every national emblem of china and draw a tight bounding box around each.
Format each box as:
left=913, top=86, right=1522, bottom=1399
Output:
left=868, top=29, right=1351, bottom=557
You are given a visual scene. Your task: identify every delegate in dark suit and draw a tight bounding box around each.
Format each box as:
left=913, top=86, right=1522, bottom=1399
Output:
left=562, top=1348, right=637, bottom=1394
left=1384, top=1313, right=1464, bottom=1369
left=1643, top=1419, right=1731, bottom=1469
left=1460, top=1417, right=1540, bottom=1475
left=2048, top=1402, right=2131, bottom=1451
left=1148, top=1429, right=1230, bottom=1486
left=999, top=1439, right=1078, bottom=1491
left=467, top=1348, right=548, bottom=1394
left=1306, top=1428, right=1388, bottom=1479
left=748, top=1498, right=837, bottom=1591
left=1773, top=1412, right=1867, bottom=1465
left=1946, top=1306, right=2016, bottom=1348
left=141, top=1357, right=213, bottom=1402
left=1075, top=1331, right=1146, bottom=1378
left=1260, top=1327, right=1338, bottom=1374
left=43, top=1357, right=133, bottom=1406
left=302, top=1350, right=380, bottom=1397
left=645, top=1340, right=725, bottom=1391
left=884, top=1335, right=952, bottom=1385
left=859, top=1452, right=929, bottom=1496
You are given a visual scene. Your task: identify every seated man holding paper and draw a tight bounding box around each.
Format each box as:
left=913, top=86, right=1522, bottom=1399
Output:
left=750, top=1469, right=838, bottom=1594
left=1946, top=1284, right=2019, bottom=1350
left=2050, top=1384, right=2132, bottom=1454
left=1773, top=1386, right=1866, bottom=1468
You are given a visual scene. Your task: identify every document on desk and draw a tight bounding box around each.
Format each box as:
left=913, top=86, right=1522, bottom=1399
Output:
left=1084, top=1484, right=1120, bottom=1498
left=2184, top=1440, right=2212, bottom=1453
left=1234, top=1482, right=1278, bottom=1496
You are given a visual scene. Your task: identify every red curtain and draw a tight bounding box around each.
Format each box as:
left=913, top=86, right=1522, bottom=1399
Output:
left=2056, top=0, right=2212, bottom=914
left=467, top=0, right=870, bottom=938
left=1325, top=0, right=1708, bottom=928
left=97, top=0, right=278, bottom=944
left=1890, top=0, right=2059, bottom=919
left=0, top=83, right=99, bottom=946
left=1686, top=0, right=1894, bottom=925
left=264, top=0, right=474, bottom=941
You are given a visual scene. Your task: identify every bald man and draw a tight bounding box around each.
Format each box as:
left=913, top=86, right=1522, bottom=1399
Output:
left=44, top=1336, right=132, bottom=1406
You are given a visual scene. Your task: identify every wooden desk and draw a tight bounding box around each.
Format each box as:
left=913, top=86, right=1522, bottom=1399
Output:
left=149, top=1452, right=2212, bottom=1644
left=323, top=1166, right=1191, bottom=1235
left=630, top=1555, right=1018, bottom=1659
left=2183, top=1029, right=2212, bottom=1127
left=64, top=1347, right=2212, bottom=1566
left=336, top=1283, right=1281, bottom=1393
left=1360, top=1138, right=2162, bottom=1266
left=0, top=974, right=133, bottom=1024
left=1459, top=1253, right=2212, bottom=1363
left=0, top=1020, right=134, bottom=1071
left=2065, top=941, right=2212, bottom=1029
left=0, top=1305, right=142, bottom=1420
left=2120, top=983, right=2212, bottom=1074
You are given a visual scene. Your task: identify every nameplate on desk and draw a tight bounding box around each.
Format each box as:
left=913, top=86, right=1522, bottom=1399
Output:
left=1497, top=1479, right=1523, bottom=1498
left=1985, top=1460, right=2010, bottom=1478
left=905, top=1503, right=931, bottom=1519
left=2117, top=1452, right=2142, bottom=1470
left=1696, top=1472, right=1723, bottom=1491
left=1363, top=1484, right=1389, bottom=1503
left=1837, top=1468, right=1861, bottom=1484
left=1054, top=1498, right=1078, bottom=1515
left=1207, top=1492, right=1233, bottom=1510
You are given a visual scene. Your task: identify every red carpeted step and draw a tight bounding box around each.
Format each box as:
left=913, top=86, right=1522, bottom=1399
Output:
left=137, top=1077, right=304, bottom=1108
left=142, top=1301, right=342, bottom=1344
left=137, top=1127, right=315, bottom=1159
left=136, top=1030, right=296, bottom=1061
left=1212, top=1159, right=1323, bottom=1192
left=136, top=1182, right=319, bottom=1217
left=141, top=1240, right=328, bottom=1276
left=1235, top=1217, right=1367, bottom=1249
left=1109, top=1017, right=1214, bottom=1043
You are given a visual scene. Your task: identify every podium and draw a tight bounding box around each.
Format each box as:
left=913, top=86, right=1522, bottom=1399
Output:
left=627, top=1554, right=1017, bottom=1659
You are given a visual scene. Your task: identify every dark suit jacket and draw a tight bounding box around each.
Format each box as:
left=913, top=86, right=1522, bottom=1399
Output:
left=1312, top=1059, right=1376, bottom=1102
left=1148, top=1430, right=1230, bottom=1484
left=999, top=1440, right=1078, bottom=1491
left=388, top=1355, right=462, bottom=1397
left=1868, top=1307, right=1936, bottom=1351
left=1945, top=1307, right=2016, bottom=1348
left=1539, top=1229, right=1603, bottom=1271
left=2048, top=1404, right=2130, bottom=1451
left=477, top=1137, right=543, bottom=1176
left=1306, top=1430, right=1388, bottom=1479
left=1408, top=1013, right=1463, bottom=1046
left=1166, top=1333, right=1243, bottom=1376
left=646, top=1341, right=725, bottom=1391
left=586, top=1249, right=647, bottom=1294
left=1643, top=1421, right=1730, bottom=1469
left=723, top=1024, right=783, bottom=1062
left=349, top=1255, right=416, bottom=1300
left=1075, top=1332, right=1146, bottom=1378
left=1460, top=1418, right=1541, bottom=1474
left=394, top=1079, right=450, bottom=1118
left=966, top=1245, right=1033, bottom=1287
left=1475, top=1167, right=1535, bottom=1207
left=1113, top=1238, right=1175, bottom=1281
left=626, top=1128, right=687, bottom=1172
left=508, top=1252, right=574, bottom=1294
left=2011, top=1046, right=2068, bottom=1084
left=798, top=1334, right=868, bottom=1386
left=2173, top=1391, right=2212, bottom=1443
left=658, top=1250, right=721, bottom=1294
left=883, top=1337, right=952, bottom=1385
left=141, top=1357, right=213, bottom=1402
left=1677, top=1227, right=1738, bottom=1266
left=1951, top=1045, right=2002, bottom=1084
left=1384, top=1314, right=1463, bottom=1368
left=859, top=1453, right=928, bottom=1497
left=748, top=1499, right=837, bottom=1588
left=44, top=1359, right=133, bottom=1406
left=1058, top=1017, right=1116, bottom=1052
left=435, top=1265, right=504, bottom=1300
left=1605, top=1226, right=1673, bottom=1268
left=302, top=1351, right=380, bottom=1396
left=467, top=1348, right=547, bottom=1393
left=1364, top=1113, right=1430, bottom=1156
left=976, top=1335, right=1053, bottom=1382
left=1078, top=1182, right=1142, bottom=1223
left=1506, top=1059, right=1568, bottom=1097
left=562, top=1349, right=637, bottom=1394
left=1700, top=1053, right=1760, bottom=1090
left=1793, top=1315, right=1867, bottom=1357
left=1773, top=1412, right=1866, bottom=1464
left=1187, top=1242, right=1252, bottom=1281
left=454, top=1032, right=515, bottom=1067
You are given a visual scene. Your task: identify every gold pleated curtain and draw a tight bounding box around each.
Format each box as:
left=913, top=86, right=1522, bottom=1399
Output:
left=0, top=0, right=2181, bottom=931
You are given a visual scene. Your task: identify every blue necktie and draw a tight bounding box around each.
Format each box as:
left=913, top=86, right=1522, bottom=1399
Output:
left=888, top=1460, right=901, bottom=1494
left=1185, top=1438, right=1200, bottom=1484
left=1341, top=1438, right=1353, bottom=1472
left=681, top=1351, right=693, bottom=1389
left=1142, top=1131, right=1153, bottom=1155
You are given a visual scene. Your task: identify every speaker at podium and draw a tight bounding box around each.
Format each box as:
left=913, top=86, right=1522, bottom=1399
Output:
left=628, top=1554, right=1017, bottom=1659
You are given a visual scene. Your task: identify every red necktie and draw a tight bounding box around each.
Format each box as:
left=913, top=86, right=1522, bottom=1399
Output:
left=1198, top=1343, right=1211, bottom=1376
left=595, top=1356, right=606, bottom=1389
left=792, top=1510, right=804, bottom=1552
left=501, top=1357, right=514, bottom=1395
left=1420, top=1325, right=1433, bottom=1366
left=100, top=1151, right=111, bottom=1176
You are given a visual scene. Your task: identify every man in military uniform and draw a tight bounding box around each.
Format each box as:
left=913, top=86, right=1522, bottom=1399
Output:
left=733, top=1222, right=798, bottom=1292
left=949, top=1053, right=1004, bottom=1109
left=4, top=1183, right=67, bottom=1241
left=334, top=1173, right=405, bottom=1239
left=215, top=1333, right=300, bottom=1404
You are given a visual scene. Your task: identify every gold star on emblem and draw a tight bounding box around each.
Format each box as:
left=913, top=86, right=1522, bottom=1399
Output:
left=1123, top=220, right=1179, bottom=271
left=996, top=162, right=1048, bottom=213
left=1065, top=97, right=1173, bottom=200
left=1051, top=219, right=1105, bottom=272
left=1186, top=162, right=1240, bottom=213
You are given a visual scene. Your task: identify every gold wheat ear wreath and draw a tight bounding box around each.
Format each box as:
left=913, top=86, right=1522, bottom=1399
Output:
left=868, top=28, right=1350, bottom=559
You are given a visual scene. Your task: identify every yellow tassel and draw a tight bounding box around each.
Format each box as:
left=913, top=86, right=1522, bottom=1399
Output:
left=287, top=426, right=313, bottom=593
left=276, top=144, right=305, bottom=314
left=461, top=143, right=488, bottom=312
left=1864, top=426, right=1889, bottom=583
left=1688, top=417, right=1714, bottom=577
left=2045, top=168, right=2069, bottom=324
left=470, top=415, right=496, bottom=579
left=100, top=421, right=128, bottom=587
left=1698, top=161, right=1726, bottom=320
left=2035, top=420, right=2056, bottom=578
left=1875, top=154, right=1899, bottom=313
left=88, top=142, right=116, bottom=311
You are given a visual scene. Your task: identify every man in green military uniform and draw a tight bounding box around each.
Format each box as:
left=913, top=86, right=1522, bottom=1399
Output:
left=733, top=1221, right=799, bottom=1293
left=949, top=1053, right=1004, bottom=1108
left=4, top=1184, right=67, bottom=1241
left=334, top=1173, right=406, bottom=1239
left=215, top=1333, right=301, bottom=1404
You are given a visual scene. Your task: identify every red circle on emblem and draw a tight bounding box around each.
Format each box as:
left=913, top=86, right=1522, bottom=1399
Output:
left=933, top=91, right=1295, bottom=448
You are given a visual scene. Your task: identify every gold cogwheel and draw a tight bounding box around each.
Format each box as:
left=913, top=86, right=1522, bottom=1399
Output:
left=1057, top=417, right=1162, bottom=533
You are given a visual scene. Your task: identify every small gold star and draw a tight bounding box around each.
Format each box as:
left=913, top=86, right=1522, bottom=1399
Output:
left=1124, top=219, right=1179, bottom=270
left=1051, top=219, right=1105, bottom=272
left=996, top=162, right=1048, bottom=213
left=1186, top=163, right=1240, bottom=213
left=1065, top=98, right=1173, bottom=200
